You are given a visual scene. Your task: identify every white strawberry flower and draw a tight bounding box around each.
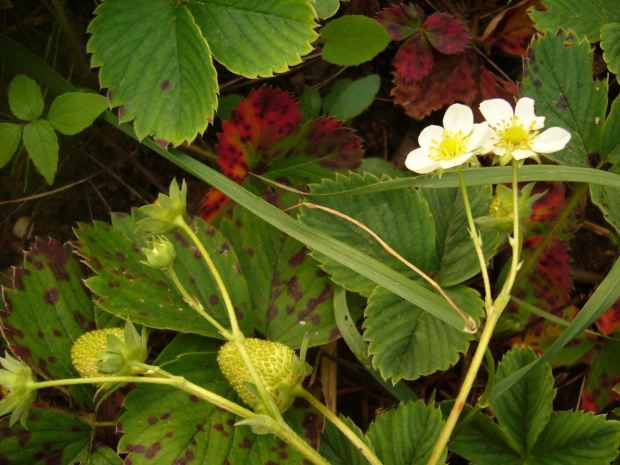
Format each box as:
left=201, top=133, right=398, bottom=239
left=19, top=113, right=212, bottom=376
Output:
left=479, top=97, right=571, bottom=163
left=405, top=103, right=491, bottom=174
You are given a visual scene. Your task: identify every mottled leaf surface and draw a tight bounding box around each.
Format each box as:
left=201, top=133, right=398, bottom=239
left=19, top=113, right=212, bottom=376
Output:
left=299, top=172, right=436, bottom=297
left=76, top=212, right=252, bottom=339
left=367, top=400, right=446, bottom=465
left=364, top=285, right=483, bottom=382
left=202, top=87, right=363, bottom=221
left=222, top=207, right=337, bottom=349
left=521, top=30, right=607, bottom=166
left=530, top=0, right=620, bottom=42
left=87, top=0, right=218, bottom=145
left=583, top=336, right=620, bottom=412
left=1, top=238, right=95, bottom=407
left=0, top=408, right=91, bottom=465
left=189, top=0, right=316, bottom=77
left=118, top=352, right=322, bottom=465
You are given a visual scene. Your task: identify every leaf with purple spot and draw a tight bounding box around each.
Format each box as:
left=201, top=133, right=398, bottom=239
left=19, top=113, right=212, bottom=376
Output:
left=75, top=211, right=253, bottom=339
left=0, top=408, right=92, bottom=464
left=118, top=351, right=322, bottom=465
left=1, top=238, right=96, bottom=408
left=222, top=206, right=343, bottom=349
left=583, top=337, right=620, bottom=413
left=377, top=4, right=423, bottom=41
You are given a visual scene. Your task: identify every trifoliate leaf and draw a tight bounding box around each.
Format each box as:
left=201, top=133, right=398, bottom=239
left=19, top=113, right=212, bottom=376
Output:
left=8, top=74, right=43, bottom=121
left=0, top=123, right=22, bottom=168
left=47, top=92, right=108, bottom=135
left=22, top=119, right=58, bottom=185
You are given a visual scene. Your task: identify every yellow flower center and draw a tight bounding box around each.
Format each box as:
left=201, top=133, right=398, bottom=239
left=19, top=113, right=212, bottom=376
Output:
left=494, top=116, right=538, bottom=150
left=429, top=130, right=468, bottom=160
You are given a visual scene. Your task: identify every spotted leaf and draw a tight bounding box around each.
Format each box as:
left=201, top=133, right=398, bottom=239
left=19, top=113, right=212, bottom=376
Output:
left=423, top=12, right=469, bottom=55
left=1, top=238, right=96, bottom=408
left=583, top=337, right=620, bottom=412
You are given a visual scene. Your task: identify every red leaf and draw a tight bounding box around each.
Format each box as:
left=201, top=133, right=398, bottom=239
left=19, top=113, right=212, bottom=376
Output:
left=391, top=53, right=477, bottom=119
left=377, top=4, right=424, bottom=41
left=423, top=12, right=469, bottom=54
left=595, top=298, right=620, bottom=336
left=394, top=35, right=434, bottom=84
left=480, top=0, right=545, bottom=55
left=200, top=189, right=234, bottom=224
left=526, top=182, right=566, bottom=224
left=478, top=63, right=519, bottom=104
left=216, top=87, right=302, bottom=181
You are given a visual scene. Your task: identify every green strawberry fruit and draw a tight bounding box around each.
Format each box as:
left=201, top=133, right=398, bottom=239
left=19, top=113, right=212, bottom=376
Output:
left=217, top=338, right=307, bottom=413
left=71, top=328, right=125, bottom=378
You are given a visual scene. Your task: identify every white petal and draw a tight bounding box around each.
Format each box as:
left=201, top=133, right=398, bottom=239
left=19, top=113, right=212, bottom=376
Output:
left=530, top=127, right=571, bottom=153
left=443, top=104, right=473, bottom=134
left=512, top=148, right=537, bottom=160
left=405, top=148, right=439, bottom=174
left=418, top=125, right=444, bottom=149
left=439, top=152, right=474, bottom=169
left=479, top=99, right=514, bottom=128
left=479, top=133, right=499, bottom=154
left=532, top=116, right=545, bottom=130
left=466, top=123, right=493, bottom=152
left=514, top=98, right=538, bottom=125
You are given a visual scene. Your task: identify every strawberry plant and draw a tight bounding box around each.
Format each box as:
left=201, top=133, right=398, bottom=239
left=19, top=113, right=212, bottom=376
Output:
left=1, top=1, right=620, bottom=464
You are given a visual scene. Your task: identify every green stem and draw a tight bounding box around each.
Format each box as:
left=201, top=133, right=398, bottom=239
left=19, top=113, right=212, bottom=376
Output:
left=428, top=160, right=524, bottom=465
left=296, top=387, right=383, bottom=465
left=426, top=308, right=502, bottom=465
left=176, top=220, right=279, bottom=419
left=34, top=375, right=254, bottom=419
left=165, top=264, right=232, bottom=340
left=457, top=168, right=493, bottom=312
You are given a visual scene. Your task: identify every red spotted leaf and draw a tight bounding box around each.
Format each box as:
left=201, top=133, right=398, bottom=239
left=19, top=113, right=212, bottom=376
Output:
left=481, top=0, right=546, bottom=55
left=202, top=87, right=364, bottom=222
left=424, top=12, right=470, bottom=55
left=395, top=35, right=434, bottom=83
left=377, top=4, right=424, bottom=41
left=596, top=298, right=620, bottom=336
left=583, top=337, right=620, bottom=412
left=392, top=53, right=477, bottom=119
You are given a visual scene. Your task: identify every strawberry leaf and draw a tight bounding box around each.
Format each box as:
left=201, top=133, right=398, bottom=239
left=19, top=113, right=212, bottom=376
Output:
left=377, top=4, right=424, bottom=41
left=423, top=12, right=469, bottom=55
left=392, top=53, right=477, bottom=119
left=394, top=35, right=434, bottom=84
left=583, top=337, right=620, bottom=412
left=596, top=298, right=620, bottom=336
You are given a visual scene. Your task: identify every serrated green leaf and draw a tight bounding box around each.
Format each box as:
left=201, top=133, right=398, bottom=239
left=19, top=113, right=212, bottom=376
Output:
left=312, top=0, right=339, bottom=19
left=420, top=185, right=498, bottom=287
left=47, top=92, right=108, bottom=135
left=222, top=206, right=336, bottom=349
left=299, top=85, right=322, bottom=124
left=601, top=22, right=620, bottom=74
left=0, top=122, right=22, bottom=167
left=321, top=16, right=391, bottom=65
left=529, top=0, right=620, bottom=42
left=323, top=75, right=380, bottom=121
left=1, top=238, right=96, bottom=408
left=521, top=30, right=607, bottom=166
left=591, top=163, right=620, bottom=232
left=319, top=414, right=370, bottom=465
left=8, top=74, right=44, bottom=121
left=0, top=409, right=92, bottom=465
left=530, top=411, right=620, bottom=465
left=76, top=214, right=252, bottom=339
left=118, top=352, right=321, bottom=465
left=367, top=400, right=446, bottom=465
left=364, top=285, right=482, bottom=382
left=446, top=404, right=523, bottom=464
left=189, top=0, right=317, bottom=78
left=87, top=0, right=218, bottom=145
left=491, top=347, right=555, bottom=453
left=22, top=119, right=58, bottom=185
left=601, top=96, right=620, bottom=162
left=299, top=172, right=437, bottom=297
left=87, top=445, right=123, bottom=465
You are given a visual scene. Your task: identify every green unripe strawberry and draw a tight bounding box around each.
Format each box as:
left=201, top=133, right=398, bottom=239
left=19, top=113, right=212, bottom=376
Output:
left=71, top=328, right=125, bottom=378
left=217, top=338, right=307, bottom=413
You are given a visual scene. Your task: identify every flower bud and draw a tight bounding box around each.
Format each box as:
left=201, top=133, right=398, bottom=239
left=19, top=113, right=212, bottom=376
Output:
left=0, top=353, right=37, bottom=427
left=141, top=236, right=176, bottom=269
left=137, top=179, right=187, bottom=234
